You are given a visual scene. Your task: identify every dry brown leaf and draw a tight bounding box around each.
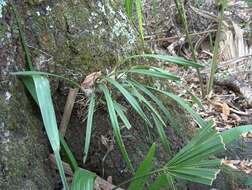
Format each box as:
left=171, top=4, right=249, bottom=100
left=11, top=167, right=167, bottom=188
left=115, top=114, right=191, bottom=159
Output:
left=82, top=71, right=102, bottom=89
left=221, top=102, right=230, bottom=121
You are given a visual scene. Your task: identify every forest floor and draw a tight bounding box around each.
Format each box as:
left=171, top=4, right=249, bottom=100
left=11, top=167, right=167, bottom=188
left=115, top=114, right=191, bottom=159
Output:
left=143, top=0, right=252, bottom=180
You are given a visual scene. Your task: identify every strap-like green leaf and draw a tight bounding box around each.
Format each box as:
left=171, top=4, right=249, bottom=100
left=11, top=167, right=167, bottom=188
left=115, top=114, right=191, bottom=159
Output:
left=60, top=134, right=78, bottom=172
left=83, top=93, right=96, bottom=163
left=146, top=86, right=208, bottom=127
left=220, top=125, right=252, bottom=144
left=124, top=54, right=204, bottom=68
left=99, top=83, right=134, bottom=172
left=125, top=0, right=132, bottom=17
left=114, top=101, right=132, bottom=129
left=128, top=66, right=180, bottom=81
left=152, top=114, right=171, bottom=155
left=71, top=168, right=96, bottom=190
left=135, top=0, right=144, bottom=41
left=128, top=143, right=156, bottom=190
left=129, top=80, right=177, bottom=129
left=105, top=77, right=152, bottom=128
left=130, top=85, right=171, bottom=154
left=12, top=71, right=82, bottom=89
left=33, top=76, right=69, bottom=190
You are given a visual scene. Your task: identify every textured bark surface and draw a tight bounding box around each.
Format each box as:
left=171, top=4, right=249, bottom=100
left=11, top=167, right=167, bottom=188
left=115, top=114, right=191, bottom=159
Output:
left=0, top=0, right=142, bottom=189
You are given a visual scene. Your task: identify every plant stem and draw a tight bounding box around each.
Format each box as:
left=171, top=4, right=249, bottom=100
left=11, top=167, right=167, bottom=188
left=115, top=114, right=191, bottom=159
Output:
left=174, top=0, right=205, bottom=97
left=207, top=2, right=225, bottom=95
left=112, top=168, right=165, bottom=190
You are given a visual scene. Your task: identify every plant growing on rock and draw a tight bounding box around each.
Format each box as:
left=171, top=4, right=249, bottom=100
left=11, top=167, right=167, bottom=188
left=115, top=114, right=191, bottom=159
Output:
left=11, top=2, right=252, bottom=190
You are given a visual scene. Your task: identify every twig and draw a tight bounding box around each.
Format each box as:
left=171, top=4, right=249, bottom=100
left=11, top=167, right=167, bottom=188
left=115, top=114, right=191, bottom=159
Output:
left=60, top=88, right=79, bottom=136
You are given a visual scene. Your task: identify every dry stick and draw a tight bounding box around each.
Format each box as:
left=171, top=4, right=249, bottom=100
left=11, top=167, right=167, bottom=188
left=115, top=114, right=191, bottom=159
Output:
left=207, top=2, right=225, bottom=95
left=49, top=154, right=124, bottom=190
left=174, top=0, right=205, bottom=97
left=60, top=88, right=79, bottom=136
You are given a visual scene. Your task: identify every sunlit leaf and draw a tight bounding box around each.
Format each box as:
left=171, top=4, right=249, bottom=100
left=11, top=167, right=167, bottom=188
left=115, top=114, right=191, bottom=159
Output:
left=125, top=0, right=132, bottom=16
left=128, top=66, right=180, bottom=81
left=125, top=54, right=204, bottom=68
left=33, top=76, right=69, bottom=190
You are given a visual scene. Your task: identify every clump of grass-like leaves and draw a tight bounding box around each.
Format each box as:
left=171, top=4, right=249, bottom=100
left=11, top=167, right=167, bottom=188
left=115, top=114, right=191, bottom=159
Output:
left=12, top=2, right=252, bottom=189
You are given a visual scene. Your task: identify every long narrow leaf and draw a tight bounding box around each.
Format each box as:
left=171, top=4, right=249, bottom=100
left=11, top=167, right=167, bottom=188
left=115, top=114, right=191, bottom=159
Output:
left=128, top=66, right=180, bottom=81
left=114, top=101, right=132, bottom=129
left=11, top=71, right=82, bottom=89
left=105, top=77, right=152, bottom=128
left=135, top=0, right=144, bottom=41
left=71, top=168, right=96, bottom=190
left=125, top=0, right=132, bottom=17
left=152, top=114, right=171, bottom=154
left=33, top=76, right=69, bottom=190
left=220, top=125, right=252, bottom=144
left=83, top=93, right=96, bottom=163
left=11, top=3, right=33, bottom=70
left=128, top=143, right=157, bottom=190
left=60, top=134, right=78, bottom=172
left=129, top=80, right=178, bottom=129
left=130, top=85, right=171, bottom=154
left=124, top=54, right=204, bottom=68
left=146, top=86, right=208, bottom=127
left=99, top=83, right=134, bottom=172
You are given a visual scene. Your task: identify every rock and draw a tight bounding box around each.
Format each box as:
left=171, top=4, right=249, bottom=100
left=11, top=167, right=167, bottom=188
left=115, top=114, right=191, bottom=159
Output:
left=0, top=14, right=54, bottom=190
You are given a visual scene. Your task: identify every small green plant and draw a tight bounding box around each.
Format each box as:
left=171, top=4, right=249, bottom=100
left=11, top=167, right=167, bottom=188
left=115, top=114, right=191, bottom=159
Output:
left=173, top=0, right=205, bottom=97
left=114, top=124, right=252, bottom=190
left=124, top=0, right=144, bottom=41
left=207, top=0, right=226, bottom=94
left=12, top=2, right=252, bottom=190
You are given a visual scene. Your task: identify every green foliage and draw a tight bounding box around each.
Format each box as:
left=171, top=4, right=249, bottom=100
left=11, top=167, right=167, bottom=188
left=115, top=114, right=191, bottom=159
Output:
left=207, top=0, right=225, bottom=94
left=128, top=143, right=157, bottom=190
left=99, top=82, right=134, bottom=172
left=114, top=124, right=252, bottom=190
left=83, top=93, right=96, bottom=163
left=173, top=0, right=205, bottom=97
left=125, top=54, right=204, bottom=68
left=124, top=0, right=144, bottom=40
left=11, top=4, right=69, bottom=189
left=71, top=168, right=96, bottom=190
left=12, top=2, right=252, bottom=189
